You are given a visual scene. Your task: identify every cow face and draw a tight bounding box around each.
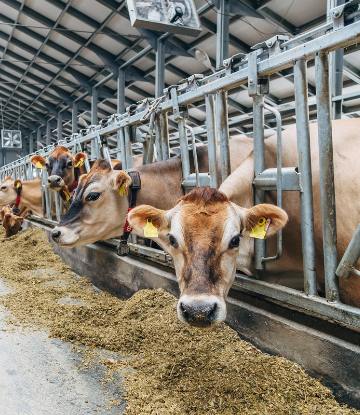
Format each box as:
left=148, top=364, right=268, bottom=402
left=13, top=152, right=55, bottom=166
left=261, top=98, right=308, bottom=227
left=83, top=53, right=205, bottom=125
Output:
left=30, top=146, right=87, bottom=191
left=0, top=206, right=24, bottom=237
left=0, top=177, right=18, bottom=206
left=51, top=160, right=131, bottom=247
left=128, top=187, right=288, bottom=327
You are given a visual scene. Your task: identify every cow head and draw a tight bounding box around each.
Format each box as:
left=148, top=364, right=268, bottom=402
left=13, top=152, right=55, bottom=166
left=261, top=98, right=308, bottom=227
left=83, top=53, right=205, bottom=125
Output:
left=51, top=160, right=131, bottom=247
left=0, top=206, right=24, bottom=237
left=0, top=177, right=19, bottom=206
left=30, top=146, right=87, bottom=191
left=128, top=187, right=288, bottom=326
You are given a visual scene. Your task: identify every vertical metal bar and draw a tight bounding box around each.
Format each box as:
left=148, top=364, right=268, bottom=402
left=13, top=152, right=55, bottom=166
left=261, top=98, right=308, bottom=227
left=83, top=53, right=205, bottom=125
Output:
left=205, top=94, right=219, bottom=188
left=124, top=126, right=133, bottom=169
left=186, top=125, right=200, bottom=187
left=154, top=113, right=163, bottom=162
left=315, top=52, right=339, bottom=302
left=294, top=59, right=317, bottom=295
left=216, top=0, right=230, bottom=70
left=46, top=120, right=51, bottom=147
left=178, top=118, right=191, bottom=180
left=57, top=112, right=63, bottom=141
left=336, top=223, right=360, bottom=279
left=72, top=102, right=78, bottom=134
left=160, top=113, right=170, bottom=160
left=117, top=69, right=126, bottom=166
left=29, top=132, right=33, bottom=153
left=91, top=88, right=98, bottom=159
left=253, top=94, right=266, bottom=271
left=37, top=127, right=42, bottom=151
left=216, top=90, right=231, bottom=182
left=155, top=39, right=165, bottom=98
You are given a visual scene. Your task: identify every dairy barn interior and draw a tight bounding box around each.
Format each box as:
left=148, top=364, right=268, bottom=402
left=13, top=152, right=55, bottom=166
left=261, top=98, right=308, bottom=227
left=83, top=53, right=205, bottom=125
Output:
left=1, top=0, right=360, bottom=413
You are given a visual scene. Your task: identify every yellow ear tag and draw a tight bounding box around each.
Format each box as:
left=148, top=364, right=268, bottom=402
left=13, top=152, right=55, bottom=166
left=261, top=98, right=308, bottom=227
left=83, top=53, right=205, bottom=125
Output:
left=119, top=182, right=128, bottom=197
left=16, top=182, right=21, bottom=188
left=61, top=189, right=70, bottom=201
left=143, top=218, right=158, bottom=238
left=36, top=161, right=43, bottom=169
left=250, top=216, right=268, bottom=240
left=75, top=158, right=84, bottom=168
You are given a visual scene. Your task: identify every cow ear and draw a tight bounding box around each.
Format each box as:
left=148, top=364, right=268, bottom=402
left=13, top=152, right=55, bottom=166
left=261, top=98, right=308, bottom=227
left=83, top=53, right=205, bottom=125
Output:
left=74, top=153, right=87, bottom=168
left=13, top=179, right=22, bottom=189
left=30, top=155, right=46, bottom=169
left=113, top=171, right=131, bottom=196
left=245, top=203, right=288, bottom=237
left=128, top=205, right=171, bottom=235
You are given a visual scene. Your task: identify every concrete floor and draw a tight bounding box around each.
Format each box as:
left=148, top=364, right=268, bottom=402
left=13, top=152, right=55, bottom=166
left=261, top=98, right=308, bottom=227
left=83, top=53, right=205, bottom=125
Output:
left=0, top=279, right=127, bottom=415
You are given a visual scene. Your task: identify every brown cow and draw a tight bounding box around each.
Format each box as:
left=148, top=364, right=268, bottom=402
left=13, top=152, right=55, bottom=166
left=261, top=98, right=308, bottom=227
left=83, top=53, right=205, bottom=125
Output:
left=127, top=119, right=360, bottom=324
left=0, top=205, right=30, bottom=237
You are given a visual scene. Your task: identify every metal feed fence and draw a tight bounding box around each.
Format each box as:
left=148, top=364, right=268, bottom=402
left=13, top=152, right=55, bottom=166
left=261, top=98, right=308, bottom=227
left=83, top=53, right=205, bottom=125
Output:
left=1, top=2, right=360, bottom=329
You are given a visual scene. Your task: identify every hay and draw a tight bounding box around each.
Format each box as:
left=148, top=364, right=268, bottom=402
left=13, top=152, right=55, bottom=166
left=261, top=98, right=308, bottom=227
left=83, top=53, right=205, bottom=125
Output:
left=0, top=226, right=358, bottom=415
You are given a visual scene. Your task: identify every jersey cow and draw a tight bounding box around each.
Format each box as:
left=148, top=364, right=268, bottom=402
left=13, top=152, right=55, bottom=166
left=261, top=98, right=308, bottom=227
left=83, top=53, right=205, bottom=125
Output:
left=0, top=205, right=30, bottom=237
left=51, top=137, right=255, bottom=246
left=127, top=119, right=360, bottom=324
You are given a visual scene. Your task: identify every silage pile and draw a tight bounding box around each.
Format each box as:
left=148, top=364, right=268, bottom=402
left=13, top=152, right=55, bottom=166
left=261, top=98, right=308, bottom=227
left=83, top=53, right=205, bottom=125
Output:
left=0, top=226, right=358, bottom=415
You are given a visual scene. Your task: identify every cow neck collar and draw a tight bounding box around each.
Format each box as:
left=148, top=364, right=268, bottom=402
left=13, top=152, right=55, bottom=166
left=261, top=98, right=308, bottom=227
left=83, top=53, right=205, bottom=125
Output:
left=70, top=167, right=80, bottom=192
left=117, top=170, right=141, bottom=256
left=11, top=183, right=22, bottom=216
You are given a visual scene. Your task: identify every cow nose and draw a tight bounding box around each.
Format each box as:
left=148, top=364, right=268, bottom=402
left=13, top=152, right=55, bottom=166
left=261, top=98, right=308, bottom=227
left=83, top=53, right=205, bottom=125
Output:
left=48, top=176, right=61, bottom=186
left=180, top=301, right=218, bottom=326
left=51, top=230, right=61, bottom=241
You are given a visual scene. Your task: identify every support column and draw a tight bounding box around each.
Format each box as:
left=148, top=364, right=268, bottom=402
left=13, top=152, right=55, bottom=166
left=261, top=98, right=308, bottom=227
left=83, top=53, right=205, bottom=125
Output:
left=91, top=88, right=98, bottom=158
left=72, top=102, right=78, bottom=134
left=315, top=52, right=339, bottom=302
left=155, top=38, right=165, bottom=98
left=57, top=112, right=63, bottom=141
left=216, top=90, right=231, bottom=182
left=37, top=127, right=42, bottom=151
left=294, top=59, right=317, bottom=296
left=29, top=132, right=33, bottom=153
left=205, top=94, right=219, bottom=188
left=46, top=120, right=51, bottom=146
left=117, top=69, right=126, bottom=167
left=216, top=0, right=230, bottom=70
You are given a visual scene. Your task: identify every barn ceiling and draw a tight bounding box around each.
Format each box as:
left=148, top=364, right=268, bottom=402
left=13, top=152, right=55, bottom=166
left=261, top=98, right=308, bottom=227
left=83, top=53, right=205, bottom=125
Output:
left=0, top=0, right=359, bottom=151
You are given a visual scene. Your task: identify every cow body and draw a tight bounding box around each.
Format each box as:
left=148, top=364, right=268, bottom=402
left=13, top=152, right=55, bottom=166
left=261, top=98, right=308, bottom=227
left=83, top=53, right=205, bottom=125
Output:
left=0, top=204, right=30, bottom=237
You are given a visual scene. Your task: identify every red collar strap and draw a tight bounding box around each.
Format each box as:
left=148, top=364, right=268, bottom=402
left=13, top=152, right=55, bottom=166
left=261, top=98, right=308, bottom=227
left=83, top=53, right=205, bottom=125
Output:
left=12, top=183, right=22, bottom=216
left=116, top=170, right=141, bottom=257
left=70, top=167, right=80, bottom=192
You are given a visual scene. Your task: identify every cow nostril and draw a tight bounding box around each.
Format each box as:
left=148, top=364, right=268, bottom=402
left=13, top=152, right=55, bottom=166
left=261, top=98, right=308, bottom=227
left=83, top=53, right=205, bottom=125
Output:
left=208, top=303, right=217, bottom=322
left=180, top=303, right=190, bottom=322
left=52, top=230, right=61, bottom=241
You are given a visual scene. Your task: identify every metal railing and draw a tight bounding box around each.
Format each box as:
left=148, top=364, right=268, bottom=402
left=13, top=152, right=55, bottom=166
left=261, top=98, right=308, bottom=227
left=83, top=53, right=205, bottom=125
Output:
left=1, top=4, right=360, bottom=329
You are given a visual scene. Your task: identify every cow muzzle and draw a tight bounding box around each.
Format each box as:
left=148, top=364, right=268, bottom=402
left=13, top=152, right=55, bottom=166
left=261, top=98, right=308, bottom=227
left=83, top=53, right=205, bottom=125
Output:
left=51, top=226, right=79, bottom=246
left=47, top=175, right=65, bottom=190
left=177, top=295, right=226, bottom=326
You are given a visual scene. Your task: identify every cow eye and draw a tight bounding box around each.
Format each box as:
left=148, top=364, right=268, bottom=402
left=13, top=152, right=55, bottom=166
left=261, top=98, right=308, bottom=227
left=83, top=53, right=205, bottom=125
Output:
left=167, top=233, right=178, bottom=248
left=85, top=192, right=100, bottom=202
left=1, top=186, right=6, bottom=190
left=45, top=162, right=50, bottom=168
left=66, top=161, right=73, bottom=168
left=229, top=233, right=242, bottom=249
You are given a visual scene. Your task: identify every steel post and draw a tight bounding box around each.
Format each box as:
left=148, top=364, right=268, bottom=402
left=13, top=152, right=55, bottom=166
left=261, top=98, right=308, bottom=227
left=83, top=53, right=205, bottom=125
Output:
left=205, top=94, right=219, bottom=188
left=154, top=113, right=163, bottom=162
left=216, top=0, right=230, bottom=70
left=46, top=120, right=51, bottom=146
left=160, top=113, right=170, bottom=161
left=294, top=59, right=317, bottom=296
left=91, top=88, right=98, bottom=159
left=155, top=39, right=165, bottom=98
left=72, top=102, right=78, bottom=134
left=29, top=132, right=33, bottom=154
left=315, top=52, right=339, bottom=302
left=57, top=112, right=63, bottom=141
left=216, top=90, right=231, bottom=182
left=37, top=127, right=42, bottom=151
left=117, top=69, right=126, bottom=166
left=178, top=118, right=191, bottom=180
left=253, top=94, right=266, bottom=271
left=124, top=126, right=133, bottom=169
